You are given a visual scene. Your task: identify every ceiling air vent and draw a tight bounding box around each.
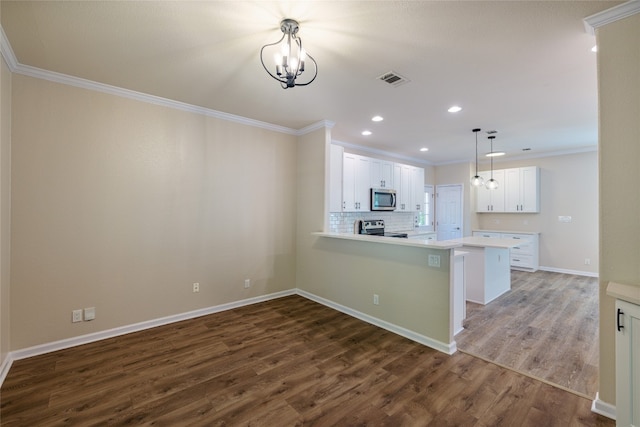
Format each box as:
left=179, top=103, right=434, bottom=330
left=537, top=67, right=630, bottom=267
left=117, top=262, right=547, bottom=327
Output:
left=377, top=71, right=410, bottom=87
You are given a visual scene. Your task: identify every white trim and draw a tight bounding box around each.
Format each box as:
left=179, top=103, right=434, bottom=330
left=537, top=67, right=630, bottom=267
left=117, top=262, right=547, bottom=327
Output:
left=332, top=139, right=433, bottom=166
left=0, top=25, right=303, bottom=136
left=584, top=0, right=640, bottom=35
left=9, top=290, right=295, bottom=362
left=539, top=265, right=599, bottom=278
left=0, top=353, right=14, bottom=386
left=591, top=392, right=616, bottom=420
left=298, top=120, right=335, bottom=135
left=296, top=289, right=456, bottom=355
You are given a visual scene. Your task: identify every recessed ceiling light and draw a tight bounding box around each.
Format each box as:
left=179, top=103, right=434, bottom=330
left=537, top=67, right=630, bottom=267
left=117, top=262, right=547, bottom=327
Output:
left=420, top=147, right=429, bottom=152
left=486, top=151, right=506, bottom=157
left=448, top=106, right=462, bottom=113
left=362, top=130, right=372, bottom=136
left=591, top=45, right=598, bottom=53
left=371, top=115, right=384, bottom=122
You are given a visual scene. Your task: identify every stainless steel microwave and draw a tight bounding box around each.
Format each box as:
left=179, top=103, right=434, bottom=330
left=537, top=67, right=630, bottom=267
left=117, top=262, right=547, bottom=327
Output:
left=371, top=188, right=397, bottom=211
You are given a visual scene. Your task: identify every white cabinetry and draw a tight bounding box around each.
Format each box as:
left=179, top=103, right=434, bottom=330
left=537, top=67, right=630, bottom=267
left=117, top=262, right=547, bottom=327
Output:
left=412, top=166, right=425, bottom=212
left=370, top=159, right=394, bottom=189
left=610, top=291, right=640, bottom=427
left=476, top=170, right=505, bottom=212
left=472, top=231, right=539, bottom=272
left=476, top=166, right=539, bottom=213
left=343, top=153, right=370, bottom=212
left=505, top=166, right=540, bottom=212
left=393, top=163, right=413, bottom=211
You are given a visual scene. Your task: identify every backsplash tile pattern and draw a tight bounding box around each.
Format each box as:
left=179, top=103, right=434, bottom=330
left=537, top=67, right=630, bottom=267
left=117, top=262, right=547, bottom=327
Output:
left=329, top=212, right=415, bottom=233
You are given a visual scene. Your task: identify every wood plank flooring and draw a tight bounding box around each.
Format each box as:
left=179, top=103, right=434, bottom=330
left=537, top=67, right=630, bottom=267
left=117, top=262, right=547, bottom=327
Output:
left=1, top=295, right=612, bottom=426
left=455, top=270, right=600, bottom=398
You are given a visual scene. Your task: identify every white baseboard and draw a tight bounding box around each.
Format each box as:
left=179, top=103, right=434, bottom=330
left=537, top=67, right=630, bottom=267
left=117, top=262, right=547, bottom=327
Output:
left=539, top=266, right=599, bottom=278
left=296, top=289, right=456, bottom=355
left=0, top=353, right=14, bottom=386
left=9, top=289, right=295, bottom=362
left=591, top=392, right=616, bottom=420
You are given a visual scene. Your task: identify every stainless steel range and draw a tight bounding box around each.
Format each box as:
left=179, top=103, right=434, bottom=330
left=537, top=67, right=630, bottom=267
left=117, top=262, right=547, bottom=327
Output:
left=358, top=219, right=408, bottom=238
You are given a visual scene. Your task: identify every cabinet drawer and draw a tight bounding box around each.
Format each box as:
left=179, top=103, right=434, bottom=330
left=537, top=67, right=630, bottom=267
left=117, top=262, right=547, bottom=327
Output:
left=510, top=254, right=533, bottom=268
left=510, top=241, right=533, bottom=255
left=501, top=233, right=533, bottom=242
left=473, top=232, right=501, bottom=238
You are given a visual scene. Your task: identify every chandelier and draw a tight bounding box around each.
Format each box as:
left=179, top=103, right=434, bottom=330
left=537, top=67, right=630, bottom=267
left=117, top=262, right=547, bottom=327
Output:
left=485, top=135, right=499, bottom=190
left=260, top=19, right=318, bottom=89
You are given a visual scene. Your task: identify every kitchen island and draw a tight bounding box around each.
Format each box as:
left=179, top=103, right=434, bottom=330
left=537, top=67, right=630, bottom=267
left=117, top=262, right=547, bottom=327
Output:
left=311, top=232, right=518, bottom=354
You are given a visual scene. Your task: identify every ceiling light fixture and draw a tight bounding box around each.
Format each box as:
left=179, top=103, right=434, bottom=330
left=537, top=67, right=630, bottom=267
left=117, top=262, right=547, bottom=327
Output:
left=471, top=128, right=484, bottom=187
left=371, top=116, right=384, bottom=122
left=448, top=106, right=462, bottom=113
left=485, top=135, right=499, bottom=190
left=362, top=130, right=372, bottom=136
left=260, top=19, right=318, bottom=89
left=420, top=147, right=429, bottom=152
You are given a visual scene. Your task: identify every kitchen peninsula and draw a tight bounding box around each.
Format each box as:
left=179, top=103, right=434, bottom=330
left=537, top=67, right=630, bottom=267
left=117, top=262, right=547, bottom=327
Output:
left=310, top=232, right=518, bottom=354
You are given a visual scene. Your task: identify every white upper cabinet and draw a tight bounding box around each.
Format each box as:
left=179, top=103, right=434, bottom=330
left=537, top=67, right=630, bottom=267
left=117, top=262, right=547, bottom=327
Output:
left=343, top=153, right=371, bottom=212
left=370, top=159, right=394, bottom=189
left=475, top=170, right=505, bottom=212
left=393, top=163, right=413, bottom=211
left=412, top=166, right=425, bottom=212
left=476, top=166, right=539, bottom=213
left=505, top=166, right=540, bottom=213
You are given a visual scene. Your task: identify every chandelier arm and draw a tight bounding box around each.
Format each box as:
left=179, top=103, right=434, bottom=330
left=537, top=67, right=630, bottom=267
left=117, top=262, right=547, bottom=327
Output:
left=260, top=33, right=287, bottom=82
left=291, top=53, right=318, bottom=86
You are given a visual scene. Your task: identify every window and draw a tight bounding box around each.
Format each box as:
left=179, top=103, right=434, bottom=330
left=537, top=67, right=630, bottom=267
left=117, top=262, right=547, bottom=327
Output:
left=416, top=185, right=434, bottom=231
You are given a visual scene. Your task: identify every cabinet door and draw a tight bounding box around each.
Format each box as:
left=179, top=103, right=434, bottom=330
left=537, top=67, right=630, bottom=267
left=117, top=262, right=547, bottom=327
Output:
left=520, top=166, right=539, bottom=212
left=504, top=168, right=522, bottom=212
left=412, top=167, right=425, bottom=212
left=370, top=159, right=394, bottom=189
left=505, top=167, right=539, bottom=213
left=476, top=170, right=505, bottom=212
left=394, top=163, right=412, bottom=211
left=616, top=299, right=640, bottom=427
left=343, top=153, right=370, bottom=212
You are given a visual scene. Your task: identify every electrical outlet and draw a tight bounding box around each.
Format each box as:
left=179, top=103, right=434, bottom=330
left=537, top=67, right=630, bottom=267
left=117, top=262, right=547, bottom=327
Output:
left=428, top=254, right=441, bottom=268
left=84, top=307, right=96, bottom=321
left=585, top=258, right=591, bottom=265
left=373, top=294, right=379, bottom=305
left=193, top=282, right=200, bottom=293
left=72, top=309, right=83, bottom=323
left=244, top=279, right=250, bottom=289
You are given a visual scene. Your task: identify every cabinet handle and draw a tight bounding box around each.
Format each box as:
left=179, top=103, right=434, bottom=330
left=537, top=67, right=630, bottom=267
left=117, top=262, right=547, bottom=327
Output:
left=513, top=258, right=521, bottom=262
left=617, top=308, right=624, bottom=331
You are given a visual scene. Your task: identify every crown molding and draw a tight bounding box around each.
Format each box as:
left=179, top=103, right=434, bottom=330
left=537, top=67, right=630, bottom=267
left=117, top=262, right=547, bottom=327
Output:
left=332, top=139, right=433, bottom=166
left=297, top=120, right=335, bottom=136
left=584, top=0, right=640, bottom=35
left=0, top=25, right=301, bottom=136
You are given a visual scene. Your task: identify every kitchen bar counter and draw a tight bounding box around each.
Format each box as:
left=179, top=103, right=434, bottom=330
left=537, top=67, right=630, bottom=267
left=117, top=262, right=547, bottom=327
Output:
left=314, top=232, right=519, bottom=250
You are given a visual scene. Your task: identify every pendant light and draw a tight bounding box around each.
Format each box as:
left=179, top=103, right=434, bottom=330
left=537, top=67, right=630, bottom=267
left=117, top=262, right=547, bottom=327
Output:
left=470, top=128, right=484, bottom=187
left=485, top=135, right=499, bottom=190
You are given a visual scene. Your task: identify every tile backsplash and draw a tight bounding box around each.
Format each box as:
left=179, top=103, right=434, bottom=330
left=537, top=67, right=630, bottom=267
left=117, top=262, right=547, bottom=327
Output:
left=329, top=211, right=416, bottom=233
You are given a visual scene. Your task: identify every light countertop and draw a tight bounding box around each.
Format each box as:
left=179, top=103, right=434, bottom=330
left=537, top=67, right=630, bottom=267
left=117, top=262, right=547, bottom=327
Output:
left=607, top=281, right=640, bottom=306
left=314, top=233, right=520, bottom=250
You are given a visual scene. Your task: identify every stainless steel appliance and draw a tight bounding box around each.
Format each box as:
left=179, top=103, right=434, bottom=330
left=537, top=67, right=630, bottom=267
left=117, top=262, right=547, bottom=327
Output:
left=358, top=219, right=408, bottom=238
left=371, top=188, right=396, bottom=211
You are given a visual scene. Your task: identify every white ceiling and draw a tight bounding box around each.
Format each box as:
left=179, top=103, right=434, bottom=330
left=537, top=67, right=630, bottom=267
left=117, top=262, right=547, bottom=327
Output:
left=1, top=1, right=621, bottom=165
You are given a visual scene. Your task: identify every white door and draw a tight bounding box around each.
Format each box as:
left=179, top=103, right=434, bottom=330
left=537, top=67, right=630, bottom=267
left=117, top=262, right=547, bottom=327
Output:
left=436, top=184, right=463, bottom=241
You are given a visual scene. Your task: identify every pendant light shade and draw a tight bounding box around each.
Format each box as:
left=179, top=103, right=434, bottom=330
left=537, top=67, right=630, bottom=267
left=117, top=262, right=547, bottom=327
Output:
left=485, top=135, right=499, bottom=190
left=470, top=128, right=484, bottom=187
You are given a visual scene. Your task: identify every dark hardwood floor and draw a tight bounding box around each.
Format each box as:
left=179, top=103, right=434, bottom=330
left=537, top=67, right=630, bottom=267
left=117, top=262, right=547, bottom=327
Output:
left=1, top=294, right=612, bottom=426
left=455, top=270, right=600, bottom=398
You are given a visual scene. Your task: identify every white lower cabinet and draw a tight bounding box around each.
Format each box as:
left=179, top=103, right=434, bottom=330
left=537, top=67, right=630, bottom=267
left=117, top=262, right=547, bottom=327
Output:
left=614, top=298, right=640, bottom=426
left=472, top=231, right=539, bottom=272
